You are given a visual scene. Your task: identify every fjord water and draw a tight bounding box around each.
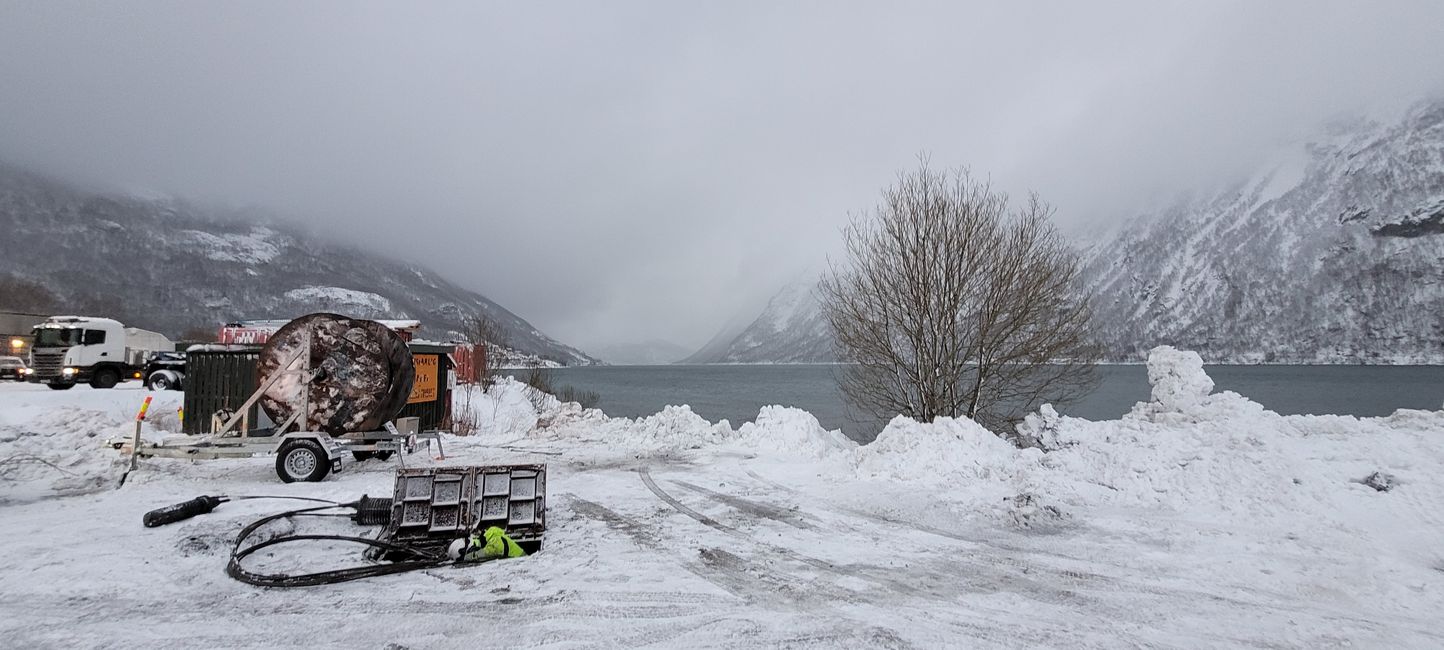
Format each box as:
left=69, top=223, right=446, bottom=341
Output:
left=549, top=364, right=1444, bottom=442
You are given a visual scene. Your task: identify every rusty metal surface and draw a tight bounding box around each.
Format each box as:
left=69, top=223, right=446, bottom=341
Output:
left=257, top=313, right=414, bottom=435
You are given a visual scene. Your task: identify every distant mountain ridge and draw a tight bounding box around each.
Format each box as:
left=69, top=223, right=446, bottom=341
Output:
left=690, top=97, right=1444, bottom=364
left=0, top=164, right=598, bottom=365
left=684, top=279, right=834, bottom=364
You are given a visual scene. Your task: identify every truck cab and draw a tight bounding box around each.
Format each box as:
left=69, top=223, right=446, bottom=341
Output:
left=28, top=316, right=172, bottom=390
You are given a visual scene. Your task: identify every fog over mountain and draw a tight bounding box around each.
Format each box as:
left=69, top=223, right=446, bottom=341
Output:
left=0, top=164, right=597, bottom=365
left=694, top=97, right=1444, bottom=364
left=2, top=2, right=1442, bottom=352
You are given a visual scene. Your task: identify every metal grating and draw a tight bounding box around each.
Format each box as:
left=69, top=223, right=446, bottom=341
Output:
left=383, top=464, right=546, bottom=551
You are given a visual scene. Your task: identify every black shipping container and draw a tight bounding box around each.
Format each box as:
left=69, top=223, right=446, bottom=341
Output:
left=182, top=345, right=263, bottom=435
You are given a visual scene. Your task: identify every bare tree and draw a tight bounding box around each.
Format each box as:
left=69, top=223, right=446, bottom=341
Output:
left=819, top=160, right=1100, bottom=441
left=462, top=313, right=509, bottom=387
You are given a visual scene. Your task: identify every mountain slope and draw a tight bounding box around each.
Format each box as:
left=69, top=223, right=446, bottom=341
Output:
left=1083, top=99, right=1444, bottom=363
left=0, top=165, right=598, bottom=365
left=686, top=280, right=834, bottom=363
left=694, top=98, right=1444, bottom=364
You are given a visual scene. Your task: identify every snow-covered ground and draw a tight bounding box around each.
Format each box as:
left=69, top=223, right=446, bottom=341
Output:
left=2, top=347, right=1442, bottom=648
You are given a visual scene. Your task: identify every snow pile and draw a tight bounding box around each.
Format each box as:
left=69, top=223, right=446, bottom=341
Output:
left=0, top=387, right=181, bottom=504
left=1125, top=345, right=1266, bottom=424
left=734, top=406, right=855, bottom=459
left=1146, top=346, right=1213, bottom=408
left=857, top=415, right=1037, bottom=485
left=615, top=405, right=735, bottom=451
left=452, top=378, right=540, bottom=438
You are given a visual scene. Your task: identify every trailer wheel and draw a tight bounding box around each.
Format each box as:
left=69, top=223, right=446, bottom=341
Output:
left=47, top=383, right=74, bottom=390
left=277, top=439, right=330, bottom=483
left=90, top=368, right=119, bottom=389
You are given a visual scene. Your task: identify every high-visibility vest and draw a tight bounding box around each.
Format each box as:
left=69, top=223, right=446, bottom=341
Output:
left=462, top=526, right=526, bottom=561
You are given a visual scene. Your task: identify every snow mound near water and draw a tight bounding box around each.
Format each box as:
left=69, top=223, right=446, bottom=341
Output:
left=735, top=406, right=855, bottom=458
left=857, top=415, right=1038, bottom=486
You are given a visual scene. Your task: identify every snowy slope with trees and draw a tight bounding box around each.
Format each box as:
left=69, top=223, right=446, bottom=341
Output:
left=0, top=164, right=597, bottom=365
left=1, top=347, right=1441, bottom=646
left=1083, top=98, right=1444, bottom=363
left=684, top=279, right=834, bottom=363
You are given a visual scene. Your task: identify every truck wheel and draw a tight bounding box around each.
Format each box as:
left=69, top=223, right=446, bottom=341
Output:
left=148, top=371, right=174, bottom=391
left=47, top=383, right=74, bottom=391
left=90, top=368, right=119, bottom=389
left=276, top=439, right=331, bottom=483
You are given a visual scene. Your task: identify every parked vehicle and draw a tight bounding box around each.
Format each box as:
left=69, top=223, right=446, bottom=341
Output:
left=27, top=316, right=174, bottom=389
left=0, top=356, right=27, bottom=381
left=143, top=351, right=186, bottom=391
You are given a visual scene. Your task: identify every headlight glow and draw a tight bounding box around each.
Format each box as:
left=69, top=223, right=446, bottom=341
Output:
left=62, top=367, right=77, bottom=376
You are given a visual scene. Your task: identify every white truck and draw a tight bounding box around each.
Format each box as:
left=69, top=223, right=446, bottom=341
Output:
left=26, top=316, right=173, bottom=390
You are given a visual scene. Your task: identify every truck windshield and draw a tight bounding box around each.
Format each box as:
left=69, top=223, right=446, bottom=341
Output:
left=32, top=328, right=82, bottom=347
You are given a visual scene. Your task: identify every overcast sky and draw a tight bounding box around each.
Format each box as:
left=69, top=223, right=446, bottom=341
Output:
left=2, top=1, right=1442, bottom=353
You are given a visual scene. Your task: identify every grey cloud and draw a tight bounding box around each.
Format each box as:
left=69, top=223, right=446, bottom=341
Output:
left=2, top=1, right=1441, bottom=352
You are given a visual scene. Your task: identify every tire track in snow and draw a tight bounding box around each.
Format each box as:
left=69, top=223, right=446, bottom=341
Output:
left=636, top=468, right=1153, bottom=647
left=668, top=478, right=822, bottom=530
left=563, top=493, right=919, bottom=648
left=742, top=469, right=1444, bottom=644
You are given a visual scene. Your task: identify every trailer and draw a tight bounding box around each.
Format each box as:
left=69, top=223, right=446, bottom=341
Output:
left=115, top=313, right=453, bottom=483
left=114, top=417, right=441, bottom=482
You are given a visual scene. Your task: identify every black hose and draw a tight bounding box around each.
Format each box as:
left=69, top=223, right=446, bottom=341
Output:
left=225, top=502, right=475, bottom=588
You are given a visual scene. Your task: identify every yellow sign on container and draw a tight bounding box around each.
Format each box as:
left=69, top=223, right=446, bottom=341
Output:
left=408, top=354, right=439, bottom=404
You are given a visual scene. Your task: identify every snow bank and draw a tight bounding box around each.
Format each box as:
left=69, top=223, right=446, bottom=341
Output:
left=452, top=378, right=540, bottom=438
left=616, top=405, right=735, bottom=450
left=857, top=415, right=1036, bottom=484
left=735, top=406, right=855, bottom=458
left=0, top=386, right=181, bottom=503
left=448, top=346, right=1442, bottom=544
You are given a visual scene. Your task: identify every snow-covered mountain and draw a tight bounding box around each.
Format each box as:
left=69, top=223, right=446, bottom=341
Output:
left=684, top=280, right=834, bottom=363
left=1084, top=99, right=1444, bottom=363
left=0, top=165, right=598, bottom=365
left=693, top=97, right=1444, bottom=364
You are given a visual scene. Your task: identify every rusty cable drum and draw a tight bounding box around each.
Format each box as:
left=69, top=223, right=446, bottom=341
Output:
left=257, top=313, right=414, bottom=435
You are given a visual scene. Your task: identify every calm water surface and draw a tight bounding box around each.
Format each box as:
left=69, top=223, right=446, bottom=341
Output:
left=550, top=364, right=1444, bottom=442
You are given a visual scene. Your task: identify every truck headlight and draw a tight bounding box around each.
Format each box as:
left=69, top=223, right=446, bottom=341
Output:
left=20, top=368, right=31, bottom=375
left=62, top=367, right=77, bottom=376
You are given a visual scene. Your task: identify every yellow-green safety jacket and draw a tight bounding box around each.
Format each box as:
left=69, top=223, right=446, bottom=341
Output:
left=460, top=526, right=526, bottom=561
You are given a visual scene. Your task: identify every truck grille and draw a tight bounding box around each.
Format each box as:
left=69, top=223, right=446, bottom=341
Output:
left=30, top=351, right=64, bottom=377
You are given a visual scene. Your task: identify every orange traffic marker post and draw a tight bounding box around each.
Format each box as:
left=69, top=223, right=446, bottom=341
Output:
left=130, top=396, right=153, bottom=472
